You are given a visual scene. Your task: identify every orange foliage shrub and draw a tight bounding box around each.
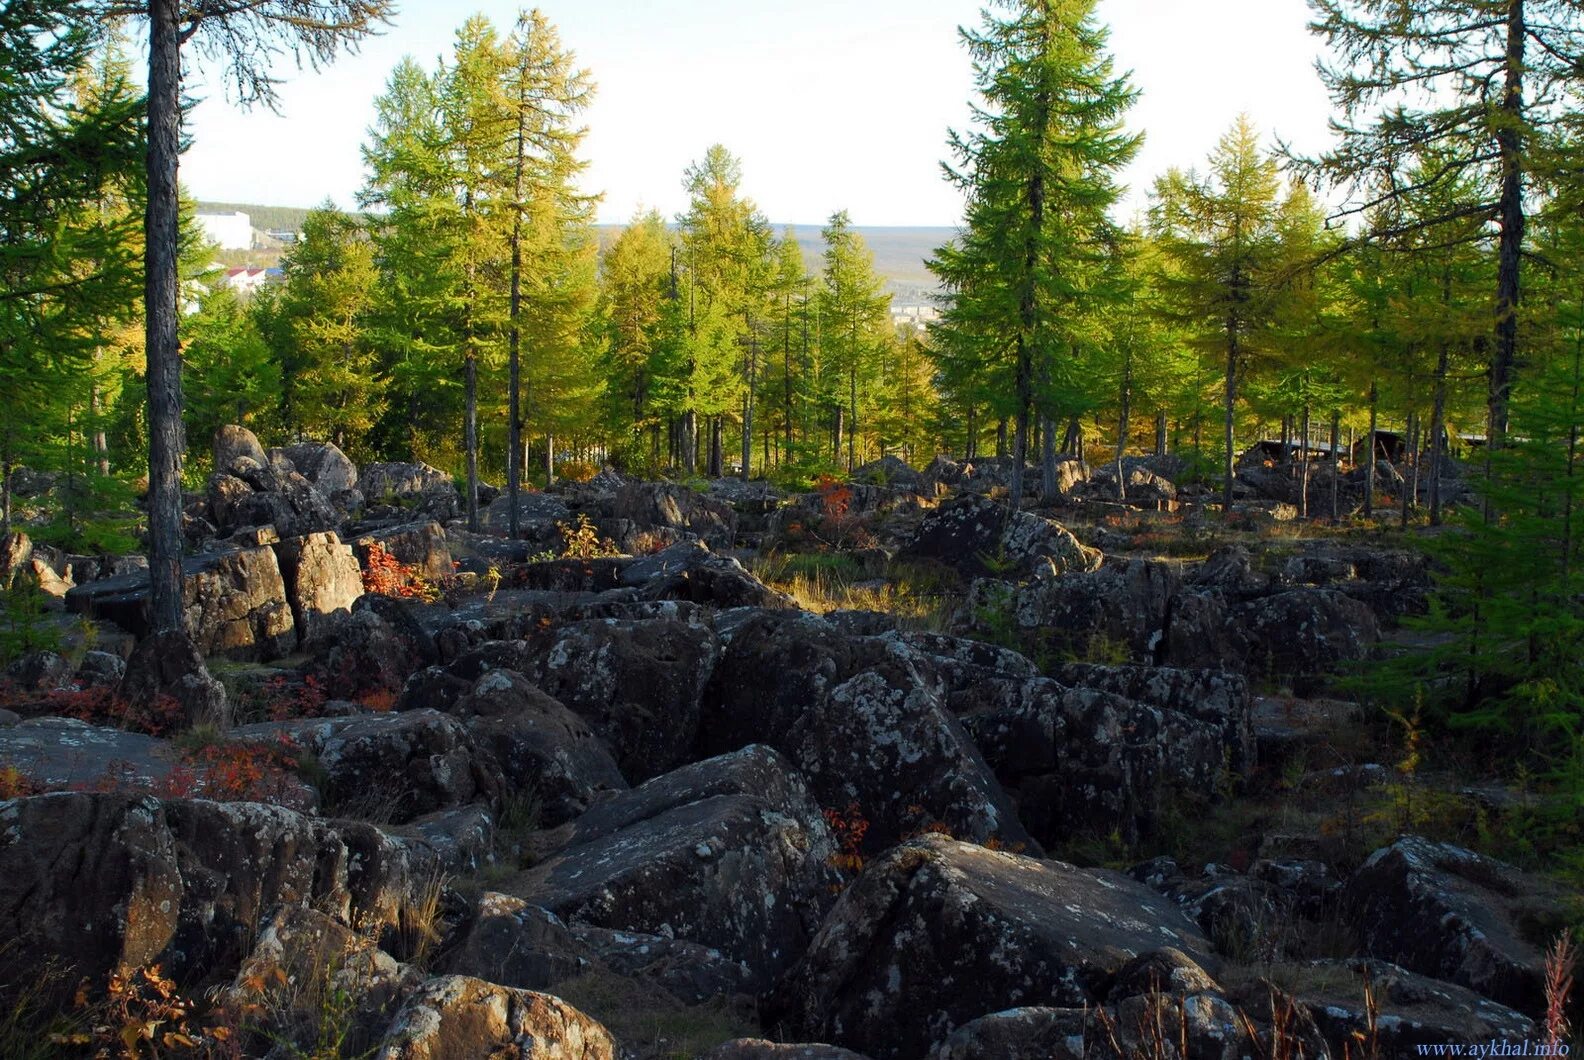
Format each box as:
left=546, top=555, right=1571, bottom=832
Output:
left=361, top=542, right=435, bottom=600
left=823, top=801, right=870, bottom=876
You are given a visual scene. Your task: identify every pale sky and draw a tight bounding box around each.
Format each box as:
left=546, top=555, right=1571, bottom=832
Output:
left=176, top=0, right=1338, bottom=227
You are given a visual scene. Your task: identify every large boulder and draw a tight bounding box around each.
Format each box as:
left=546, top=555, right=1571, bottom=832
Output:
left=851, top=455, right=926, bottom=494
left=234, top=709, right=501, bottom=823
left=704, top=610, right=1035, bottom=854
left=0, top=530, right=33, bottom=587
left=0, top=793, right=435, bottom=990
left=223, top=904, right=421, bottom=1057
left=618, top=540, right=793, bottom=610
left=958, top=559, right=1178, bottom=661
left=901, top=494, right=1100, bottom=580
left=311, top=605, right=427, bottom=698
left=67, top=546, right=297, bottom=662
left=1256, top=959, right=1537, bottom=1056
left=447, top=668, right=627, bottom=825
left=278, top=440, right=359, bottom=495
left=523, top=616, right=721, bottom=782
left=0, top=718, right=178, bottom=789
left=118, top=628, right=230, bottom=728
left=766, top=835, right=1216, bottom=1060
left=372, top=975, right=616, bottom=1060
left=508, top=747, right=840, bottom=991
left=360, top=461, right=458, bottom=522
left=213, top=424, right=267, bottom=471
left=1342, top=836, right=1573, bottom=1015
left=354, top=519, right=454, bottom=583
left=274, top=530, right=364, bottom=644
left=610, top=481, right=738, bottom=550
left=207, top=463, right=341, bottom=538
left=954, top=674, right=1236, bottom=846
left=1231, top=588, right=1381, bottom=685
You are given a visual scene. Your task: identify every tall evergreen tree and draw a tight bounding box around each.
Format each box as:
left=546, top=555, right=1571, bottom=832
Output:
left=818, top=211, right=891, bottom=471
left=931, top=0, right=1139, bottom=509
left=1301, top=0, right=1584, bottom=449
left=101, top=0, right=390, bottom=635
left=273, top=205, right=382, bottom=454
left=1151, top=116, right=1284, bottom=512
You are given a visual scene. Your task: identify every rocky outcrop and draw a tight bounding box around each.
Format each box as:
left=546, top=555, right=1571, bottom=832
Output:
left=0, top=718, right=178, bottom=788
left=277, top=440, right=359, bottom=495
left=901, top=493, right=1100, bottom=580
left=704, top=610, right=1035, bottom=854
left=619, top=540, right=794, bottom=610
left=360, top=461, right=458, bottom=523
left=1343, top=836, right=1572, bottom=1015
left=447, top=668, right=627, bottom=825
left=510, top=747, right=840, bottom=991
left=767, top=835, right=1216, bottom=1060
left=118, top=628, right=230, bottom=728
left=274, top=530, right=364, bottom=644
left=235, top=709, right=501, bottom=823
left=372, top=975, right=616, bottom=1060
left=0, top=793, right=436, bottom=990
left=610, top=480, right=737, bottom=550
left=223, top=905, right=421, bottom=1057
left=213, top=424, right=267, bottom=470
left=706, top=1043, right=873, bottom=1060
left=522, top=615, right=721, bottom=782
left=67, top=546, right=297, bottom=661
left=354, top=519, right=454, bottom=582
left=1256, top=959, right=1538, bottom=1056
left=959, top=559, right=1178, bottom=661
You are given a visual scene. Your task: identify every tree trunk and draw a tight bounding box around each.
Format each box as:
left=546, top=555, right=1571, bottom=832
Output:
left=1364, top=381, right=1378, bottom=519
left=708, top=417, right=722, bottom=478
left=1115, top=354, right=1132, bottom=502
left=464, top=351, right=479, bottom=532
left=1222, top=337, right=1238, bottom=515
left=544, top=433, right=555, bottom=489
left=847, top=366, right=858, bottom=473
left=1401, top=410, right=1417, bottom=529
left=506, top=92, right=528, bottom=541
left=91, top=383, right=110, bottom=477
left=144, top=0, right=185, bottom=635
left=1430, top=334, right=1450, bottom=526
left=783, top=292, right=794, bottom=452
left=741, top=315, right=755, bottom=482
left=1490, top=0, right=1526, bottom=449
left=1329, top=409, right=1341, bottom=522
left=1040, top=415, right=1056, bottom=500
left=682, top=410, right=696, bottom=473
left=1298, top=404, right=1311, bottom=519
left=965, top=405, right=976, bottom=460
left=1154, top=410, right=1167, bottom=457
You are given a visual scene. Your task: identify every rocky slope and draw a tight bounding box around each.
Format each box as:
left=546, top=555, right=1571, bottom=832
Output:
left=0, top=428, right=1569, bottom=1058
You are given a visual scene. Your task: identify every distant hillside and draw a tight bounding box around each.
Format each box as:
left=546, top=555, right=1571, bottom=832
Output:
left=596, top=223, right=954, bottom=303
left=201, top=204, right=951, bottom=301
left=195, top=201, right=314, bottom=233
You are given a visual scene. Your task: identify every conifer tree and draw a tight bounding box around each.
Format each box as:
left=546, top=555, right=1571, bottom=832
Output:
left=819, top=211, right=891, bottom=471
left=1302, top=0, right=1584, bottom=449
left=1151, top=116, right=1284, bottom=512
left=273, top=205, right=382, bottom=454
left=100, top=0, right=390, bottom=634
left=931, top=0, right=1139, bottom=508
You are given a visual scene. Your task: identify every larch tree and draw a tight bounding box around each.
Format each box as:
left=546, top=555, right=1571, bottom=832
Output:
left=599, top=210, right=674, bottom=465
left=1301, top=0, right=1584, bottom=450
left=1152, top=116, right=1284, bottom=513
left=931, top=0, right=1139, bottom=509
left=501, top=8, right=595, bottom=525
left=818, top=211, right=891, bottom=471
left=273, top=204, right=382, bottom=454
left=98, top=0, right=391, bottom=635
